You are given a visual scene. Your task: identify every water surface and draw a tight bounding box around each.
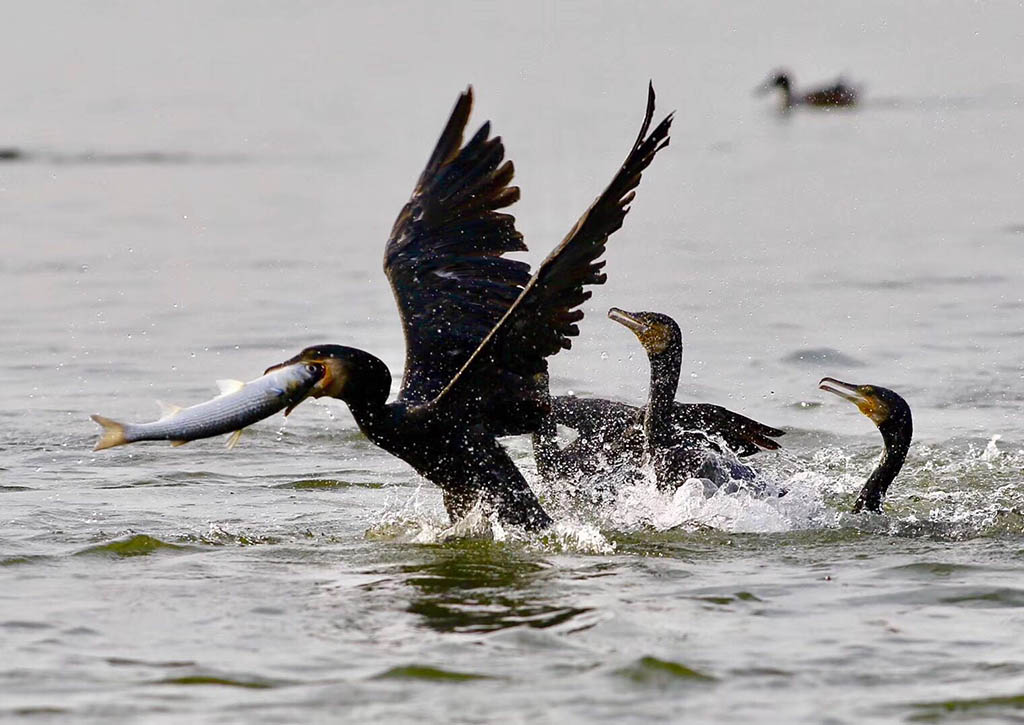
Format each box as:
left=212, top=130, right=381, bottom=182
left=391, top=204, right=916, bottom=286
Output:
left=3, top=2, right=1024, bottom=722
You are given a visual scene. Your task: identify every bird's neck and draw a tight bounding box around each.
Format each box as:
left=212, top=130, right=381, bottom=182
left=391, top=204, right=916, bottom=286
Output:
left=778, top=79, right=793, bottom=107
left=346, top=394, right=390, bottom=426
left=854, top=425, right=912, bottom=513
left=338, top=352, right=393, bottom=433
left=644, top=349, right=681, bottom=446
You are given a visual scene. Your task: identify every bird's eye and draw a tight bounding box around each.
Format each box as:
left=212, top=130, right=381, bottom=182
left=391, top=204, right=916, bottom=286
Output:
left=306, top=363, right=323, bottom=375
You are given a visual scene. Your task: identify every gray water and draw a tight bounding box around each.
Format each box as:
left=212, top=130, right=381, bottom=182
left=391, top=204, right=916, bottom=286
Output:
left=3, top=2, right=1024, bottom=722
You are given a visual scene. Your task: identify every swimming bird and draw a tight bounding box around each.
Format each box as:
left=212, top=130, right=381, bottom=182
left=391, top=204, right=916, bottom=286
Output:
left=265, top=86, right=673, bottom=530
left=819, top=378, right=912, bottom=513
left=756, top=70, right=858, bottom=110
left=533, top=307, right=784, bottom=488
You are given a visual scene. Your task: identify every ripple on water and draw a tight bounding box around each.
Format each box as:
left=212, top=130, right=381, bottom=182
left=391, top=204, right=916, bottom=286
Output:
left=274, top=478, right=386, bottom=490
left=615, top=656, right=717, bottom=686
left=1, top=620, right=53, bottom=631
left=154, top=674, right=281, bottom=689
left=1, top=554, right=53, bottom=567
left=848, top=585, right=1024, bottom=609
left=74, top=534, right=198, bottom=558
left=780, top=347, right=865, bottom=368
left=372, top=665, right=495, bottom=682
left=907, top=692, right=1024, bottom=722
left=874, top=561, right=1002, bottom=580
left=107, top=657, right=196, bottom=668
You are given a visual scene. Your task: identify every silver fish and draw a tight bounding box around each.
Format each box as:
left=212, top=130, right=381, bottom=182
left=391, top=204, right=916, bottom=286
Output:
left=91, top=361, right=324, bottom=451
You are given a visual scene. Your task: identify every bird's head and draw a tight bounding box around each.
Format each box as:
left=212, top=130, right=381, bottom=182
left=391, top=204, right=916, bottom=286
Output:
left=608, top=308, right=681, bottom=359
left=755, top=69, right=791, bottom=95
left=265, top=345, right=391, bottom=406
left=819, top=377, right=912, bottom=443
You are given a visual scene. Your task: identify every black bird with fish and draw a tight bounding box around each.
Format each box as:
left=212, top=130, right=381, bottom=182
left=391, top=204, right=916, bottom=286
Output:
left=267, top=85, right=673, bottom=530
left=819, top=377, right=912, bottom=513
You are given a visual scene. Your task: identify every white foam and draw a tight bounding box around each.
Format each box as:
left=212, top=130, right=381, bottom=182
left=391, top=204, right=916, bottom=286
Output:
left=364, top=435, right=1024, bottom=545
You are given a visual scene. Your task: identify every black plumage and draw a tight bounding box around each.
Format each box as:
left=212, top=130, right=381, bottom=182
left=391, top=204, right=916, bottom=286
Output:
left=819, top=378, right=913, bottom=513
left=533, top=308, right=784, bottom=487
left=270, top=85, right=673, bottom=529
left=756, top=70, right=859, bottom=109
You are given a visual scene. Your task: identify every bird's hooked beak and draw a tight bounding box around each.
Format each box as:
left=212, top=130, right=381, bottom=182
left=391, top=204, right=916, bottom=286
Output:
left=819, top=377, right=890, bottom=425
left=609, top=307, right=672, bottom=355
left=608, top=307, right=648, bottom=336
left=265, top=350, right=351, bottom=411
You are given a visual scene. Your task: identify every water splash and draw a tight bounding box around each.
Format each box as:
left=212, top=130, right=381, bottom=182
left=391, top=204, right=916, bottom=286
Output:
left=359, top=433, right=1023, bottom=546
left=366, top=486, right=615, bottom=553
left=538, top=457, right=835, bottom=535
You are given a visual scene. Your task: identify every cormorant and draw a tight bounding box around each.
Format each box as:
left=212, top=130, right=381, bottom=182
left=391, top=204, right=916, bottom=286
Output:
left=266, top=86, right=673, bottom=530
left=756, top=70, right=859, bottom=110
left=819, top=377, right=912, bottom=513
left=533, top=307, right=784, bottom=489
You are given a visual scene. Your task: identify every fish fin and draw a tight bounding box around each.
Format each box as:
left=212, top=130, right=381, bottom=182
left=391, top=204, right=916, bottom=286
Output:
left=91, top=414, right=127, bottom=451
left=156, top=400, right=182, bottom=420
left=215, top=379, right=246, bottom=397
left=170, top=440, right=188, bottom=447
left=225, top=429, right=244, bottom=450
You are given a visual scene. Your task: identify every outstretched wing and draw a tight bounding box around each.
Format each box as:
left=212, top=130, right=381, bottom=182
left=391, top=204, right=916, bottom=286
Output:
left=546, top=395, right=785, bottom=457
left=384, top=88, right=531, bottom=404
left=430, top=84, right=673, bottom=431
left=669, top=403, right=785, bottom=457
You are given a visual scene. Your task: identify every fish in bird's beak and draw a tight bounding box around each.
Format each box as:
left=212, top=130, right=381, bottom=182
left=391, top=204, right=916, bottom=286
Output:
left=266, top=348, right=351, bottom=408
left=257, top=359, right=329, bottom=416
left=819, top=377, right=890, bottom=425
left=264, top=359, right=308, bottom=415
left=608, top=307, right=648, bottom=335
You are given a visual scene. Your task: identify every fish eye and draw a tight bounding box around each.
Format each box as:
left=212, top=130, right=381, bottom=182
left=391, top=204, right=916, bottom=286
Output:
left=306, top=363, right=324, bottom=375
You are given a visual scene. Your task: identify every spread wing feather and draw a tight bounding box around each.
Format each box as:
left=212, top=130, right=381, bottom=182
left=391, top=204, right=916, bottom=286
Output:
left=549, top=395, right=785, bottom=457
left=430, top=84, right=673, bottom=429
left=384, top=88, right=531, bottom=404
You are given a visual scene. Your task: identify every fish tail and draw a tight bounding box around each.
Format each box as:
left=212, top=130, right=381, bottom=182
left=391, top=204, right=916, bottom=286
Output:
left=90, top=414, right=128, bottom=450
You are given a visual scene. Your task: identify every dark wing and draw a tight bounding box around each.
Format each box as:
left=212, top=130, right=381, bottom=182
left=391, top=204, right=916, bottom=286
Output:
left=547, top=395, right=784, bottom=457
left=430, top=84, right=673, bottom=432
left=384, top=88, right=531, bottom=404
left=670, top=403, right=785, bottom=457
left=550, top=395, right=638, bottom=437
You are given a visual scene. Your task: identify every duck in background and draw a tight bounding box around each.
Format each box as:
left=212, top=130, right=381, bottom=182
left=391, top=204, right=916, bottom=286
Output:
left=756, top=69, right=859, bottom=110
